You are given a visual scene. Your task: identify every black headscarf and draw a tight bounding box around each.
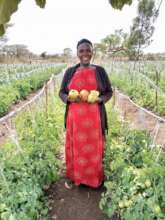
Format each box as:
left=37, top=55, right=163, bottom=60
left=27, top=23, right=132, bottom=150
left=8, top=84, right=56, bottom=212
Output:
left=77, top=38, right=93, bottom=49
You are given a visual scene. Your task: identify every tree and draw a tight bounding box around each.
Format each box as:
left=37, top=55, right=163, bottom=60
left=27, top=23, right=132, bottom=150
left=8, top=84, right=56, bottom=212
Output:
left=126, top=0, right=161, bottom=60
left=93, top=42, right=107, bottom=60
left=108, top=0, right=133, bottom=10
left=40, top=51, right=47, bottom=59
left=97, top=29, right=128, bottom=59
left=2, top=44, right=31, bottom=58
left=102, top=29, right=127, bottom=53
left=0, top=0, right=134, bottom=36
left=93, top=30, right=129, bottom=63
left=0, top=0, right=46, bottom=36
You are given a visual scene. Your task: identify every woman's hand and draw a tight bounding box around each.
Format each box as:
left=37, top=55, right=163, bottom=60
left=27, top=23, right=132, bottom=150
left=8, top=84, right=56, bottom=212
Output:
left=67, top=93, right=102, bottom=103
left=96, top=97, right=102, bottom=103
left=87, top=97, right=102, bottom=104
left=67, top=96, right=81, bottom=103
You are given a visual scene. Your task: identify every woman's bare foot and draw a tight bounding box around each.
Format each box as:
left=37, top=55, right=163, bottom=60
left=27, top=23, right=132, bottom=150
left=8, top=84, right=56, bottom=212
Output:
left=64, top=179, right=73, bottom=189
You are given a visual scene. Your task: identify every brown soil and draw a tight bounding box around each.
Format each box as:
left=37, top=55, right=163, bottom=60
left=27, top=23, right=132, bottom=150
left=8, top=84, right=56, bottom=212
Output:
left=114, top=90, right=165, bottom=148
left=46, top=177, right=119, bottom=220
left=45, top=132, right=118, bottom=220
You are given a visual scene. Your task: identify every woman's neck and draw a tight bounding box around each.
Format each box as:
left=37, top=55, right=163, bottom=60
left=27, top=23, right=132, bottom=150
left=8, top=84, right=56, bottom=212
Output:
left=80, top=63, right=91, bottom=67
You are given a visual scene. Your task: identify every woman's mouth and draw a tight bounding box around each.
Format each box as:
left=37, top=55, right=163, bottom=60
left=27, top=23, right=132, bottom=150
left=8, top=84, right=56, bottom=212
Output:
left=82, top=57, right=90, bottom=62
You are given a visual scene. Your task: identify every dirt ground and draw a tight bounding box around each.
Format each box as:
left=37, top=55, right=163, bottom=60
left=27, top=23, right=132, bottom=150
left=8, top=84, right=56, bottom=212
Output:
left=46, top=134, right=118, bottom=220
left=114, top=89, right=165, bottom=148
left=46, top=177, right=119, bottom=220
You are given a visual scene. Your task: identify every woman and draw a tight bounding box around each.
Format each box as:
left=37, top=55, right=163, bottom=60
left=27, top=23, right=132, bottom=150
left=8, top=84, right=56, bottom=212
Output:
left=59, top=39, right=113, bottom=188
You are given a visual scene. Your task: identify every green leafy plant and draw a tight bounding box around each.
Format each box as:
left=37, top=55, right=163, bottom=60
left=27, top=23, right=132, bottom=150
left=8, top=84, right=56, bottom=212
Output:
left=0, top=64, right=65, bottom=117
left=0, top=86, right=64, bottom=219
left=100, top=103, right=165, bottom=220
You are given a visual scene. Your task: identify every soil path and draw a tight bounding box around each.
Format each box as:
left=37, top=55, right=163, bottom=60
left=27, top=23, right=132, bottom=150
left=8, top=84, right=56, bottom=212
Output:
left=46, top=177, right=118, bottom=220
left=114, top=89, right=165, bottom=148
left=46, top=134, right=119, bottom=220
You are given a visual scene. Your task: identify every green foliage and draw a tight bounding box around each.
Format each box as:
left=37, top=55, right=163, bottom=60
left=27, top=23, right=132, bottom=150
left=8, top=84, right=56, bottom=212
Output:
left=0, top=0, right=21, bottom=35
left=108, top=65, right=165, bottom=116
left=0, top=85, right=20, bottom=116
left=13, top=79, right=32, bottom=99
left=102, top=32, right=121, bottom=49
left=0, top=87, right=64, bottom=220
left=109, top=0, right=133, bottom=10
left=100, top=104, right=165, bottom=220
left=127, top=0, right=158, bottom=60
left=0, top=23, right=5, bottom=35
left=0, top=65, right=64, bottom=117
left=35, top=0, right=46, bottom=8
left=94, top=29, right=129, bottom=59
left=0, top=0, right=46, bottom=36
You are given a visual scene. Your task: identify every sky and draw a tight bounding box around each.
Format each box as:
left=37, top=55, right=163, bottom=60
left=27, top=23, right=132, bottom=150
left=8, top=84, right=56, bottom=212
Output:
left=6, top=0, right=165, bottom=55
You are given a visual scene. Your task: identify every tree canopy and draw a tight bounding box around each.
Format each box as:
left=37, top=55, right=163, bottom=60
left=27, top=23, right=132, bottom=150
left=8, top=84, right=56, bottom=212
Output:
left=109, top=0, right=133, bottom=10
left=126, top=0, right=159, bottom=60
left=93, top=0, right=162, bottom=61
left=0, top=0, right=46, bottom=36
left=0, top=0, right=134, bottom=36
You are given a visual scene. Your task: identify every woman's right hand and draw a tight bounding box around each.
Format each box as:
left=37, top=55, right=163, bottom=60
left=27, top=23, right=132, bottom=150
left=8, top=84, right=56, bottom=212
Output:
left=67, top=96, right=81, bottom=103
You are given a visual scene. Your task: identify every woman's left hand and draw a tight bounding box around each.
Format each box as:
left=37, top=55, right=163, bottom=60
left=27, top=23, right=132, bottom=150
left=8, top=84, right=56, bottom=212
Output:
left=88, top=97, right=102, bottom=104
left=96, top=97, right=102, bottom=103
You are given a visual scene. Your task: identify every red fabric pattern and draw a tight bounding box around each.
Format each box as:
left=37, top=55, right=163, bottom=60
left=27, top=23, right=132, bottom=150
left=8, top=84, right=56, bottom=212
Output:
left=65, top=67, right=104, bottom=188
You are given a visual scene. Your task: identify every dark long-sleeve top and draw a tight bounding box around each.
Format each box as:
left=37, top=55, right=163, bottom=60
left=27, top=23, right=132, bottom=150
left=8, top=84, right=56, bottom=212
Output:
left=59, top=63, right=113, bottom=136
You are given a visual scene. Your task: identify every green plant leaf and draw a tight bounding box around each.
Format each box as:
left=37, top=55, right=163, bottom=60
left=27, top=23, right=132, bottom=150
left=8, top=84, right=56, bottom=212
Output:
left=0, top=0, right=47, bottom=36
left=35, top=0, right=46, bottom=8
left=0, top=0, right=21, bottom=24
left=0, top=24, right=4, bottom=35
left=109, top=0, right=133, bottom=10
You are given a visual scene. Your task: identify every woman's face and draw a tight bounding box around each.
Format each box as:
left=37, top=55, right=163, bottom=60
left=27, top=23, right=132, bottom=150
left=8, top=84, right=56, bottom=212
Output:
left=77, top=43, right=93, bottom=65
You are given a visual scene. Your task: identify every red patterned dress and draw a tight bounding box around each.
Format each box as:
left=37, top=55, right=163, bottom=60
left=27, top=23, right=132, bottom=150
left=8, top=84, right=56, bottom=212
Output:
left=65, top=66, right=105, bottom=188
